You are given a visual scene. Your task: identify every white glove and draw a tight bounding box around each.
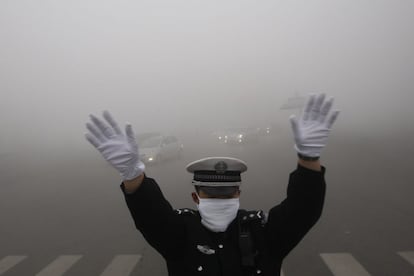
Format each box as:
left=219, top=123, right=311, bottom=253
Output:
left=289, top=93, right=340, bottom=158
left=85, top=110, right=145, bottom=180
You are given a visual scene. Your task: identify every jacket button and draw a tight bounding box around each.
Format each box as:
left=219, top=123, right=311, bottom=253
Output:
left=198, top=266, right=203, bottom=271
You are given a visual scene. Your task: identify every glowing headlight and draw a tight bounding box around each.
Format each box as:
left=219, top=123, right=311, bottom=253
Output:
left=148, top=157, right=154, bottom=162
left=238, top=134, right=243, bottom=138
left=238, top=139, right=242, bottom=143
left=218, top=136, right=222, bottom=140
left=224, top=135, right=228, bottom=139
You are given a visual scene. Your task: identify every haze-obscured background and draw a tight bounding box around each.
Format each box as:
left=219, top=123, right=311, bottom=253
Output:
left=1, top=0, right=413, bottom=149
left=1, top=1, right=413, bottom=275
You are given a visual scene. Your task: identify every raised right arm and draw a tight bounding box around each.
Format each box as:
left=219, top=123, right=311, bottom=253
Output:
left=84, top=111, right=185, bottom=258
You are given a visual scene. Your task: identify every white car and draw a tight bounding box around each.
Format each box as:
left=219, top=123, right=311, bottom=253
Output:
left=139, top=135, right=183, bottom=165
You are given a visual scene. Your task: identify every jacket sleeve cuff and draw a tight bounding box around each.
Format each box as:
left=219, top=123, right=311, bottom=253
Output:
left=119, top=174, right=146, bottom=196
left=296, top=164, right=326, bottom=176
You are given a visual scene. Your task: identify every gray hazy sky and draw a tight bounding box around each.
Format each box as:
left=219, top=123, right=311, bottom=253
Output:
left=0, top=0, right=413, bottom=151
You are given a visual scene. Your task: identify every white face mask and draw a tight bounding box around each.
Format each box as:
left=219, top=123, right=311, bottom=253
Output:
left=197, top=197, right=240, bottom=232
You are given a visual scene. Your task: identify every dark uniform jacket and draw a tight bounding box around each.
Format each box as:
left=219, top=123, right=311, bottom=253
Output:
left=120, top=164, right=326, bottom=276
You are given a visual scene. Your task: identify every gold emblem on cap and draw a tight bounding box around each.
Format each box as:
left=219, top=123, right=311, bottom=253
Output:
left=214, top=161, right=228, bottom=174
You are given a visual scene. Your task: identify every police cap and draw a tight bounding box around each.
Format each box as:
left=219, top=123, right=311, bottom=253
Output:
left=186, top=157, right=247, bottom=197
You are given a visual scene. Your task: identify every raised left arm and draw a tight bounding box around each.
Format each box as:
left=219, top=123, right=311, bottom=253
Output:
left=265, top=93, right=340, bottom=258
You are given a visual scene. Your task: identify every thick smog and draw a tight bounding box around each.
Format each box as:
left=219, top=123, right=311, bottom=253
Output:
left=0, top=1, right=413, bottom=275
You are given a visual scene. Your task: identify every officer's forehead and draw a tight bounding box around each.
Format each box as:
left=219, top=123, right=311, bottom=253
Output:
left=196, top=186, right=239, bottom=197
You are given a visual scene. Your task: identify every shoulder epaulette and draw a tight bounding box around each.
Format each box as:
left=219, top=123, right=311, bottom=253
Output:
left=174, top=208, right=197, bottom=216
left=239, top=210, right=267, bottom=225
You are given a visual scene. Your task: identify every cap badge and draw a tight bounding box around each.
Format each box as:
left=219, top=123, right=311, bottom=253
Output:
left=214, top=161, right=228, bottom=174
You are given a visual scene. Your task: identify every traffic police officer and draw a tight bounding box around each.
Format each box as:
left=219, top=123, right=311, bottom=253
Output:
left=85, top=93, right=340, bottom=276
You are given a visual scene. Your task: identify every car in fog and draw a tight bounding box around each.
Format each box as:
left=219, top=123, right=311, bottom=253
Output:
left=257, top=126, right=272, bottom=136
left=212, top=127, right=261, bottom=144
left=138, top=134, right=183, bottom=165
left=136, top=132, right=162, bottom=142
